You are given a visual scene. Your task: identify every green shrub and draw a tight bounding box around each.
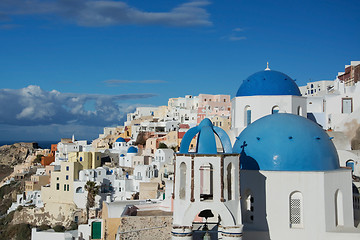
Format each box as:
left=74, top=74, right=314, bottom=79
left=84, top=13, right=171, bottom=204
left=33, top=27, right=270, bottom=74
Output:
left=158, top=142, right=168, bottom=149
left=53, top=225, right=65, bottom=232
left=38, top=224, right=51, bottom=231
left=68, top=221, right=78, bottom=230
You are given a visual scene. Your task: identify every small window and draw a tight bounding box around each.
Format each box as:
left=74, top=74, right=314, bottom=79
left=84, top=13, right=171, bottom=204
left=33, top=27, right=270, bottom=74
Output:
left=342, top=98, right=353, bottom=114
left=64, top=184, right=66, bottom=191
left=66, top=166, right=69, bottom=171
left=67, top=184, right=69, bottom=191
left=244, top=191, right=254, bottom=223
left=272, top=106, right=279, bottom=114
left=66, top=175, right=69, bottom=180
left=245, top=106, right=251, bottom=126
left=80, top=157, right=82, bottom=161
left=290, top=191, right=303, bottom=228
left=56, top=183, right=59, bottom=190
left=297, top=106, right=302, bottom=115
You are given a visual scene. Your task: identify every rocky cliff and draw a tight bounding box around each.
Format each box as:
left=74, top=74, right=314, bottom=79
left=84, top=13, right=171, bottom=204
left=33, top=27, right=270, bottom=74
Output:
left=0, top=142, right=38, bottom=166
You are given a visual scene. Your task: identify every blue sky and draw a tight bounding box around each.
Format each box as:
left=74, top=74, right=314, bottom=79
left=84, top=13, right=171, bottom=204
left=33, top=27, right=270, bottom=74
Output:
left=0, top=0, right=359, bottom=141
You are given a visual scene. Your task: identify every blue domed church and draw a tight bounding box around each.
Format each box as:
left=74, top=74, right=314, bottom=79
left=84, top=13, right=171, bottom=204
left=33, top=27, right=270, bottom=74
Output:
left=172, top=67, right=360, bottom=240
left=230, top=66, right=307, bottom=139
left=233, top=113, right=359, bottom=239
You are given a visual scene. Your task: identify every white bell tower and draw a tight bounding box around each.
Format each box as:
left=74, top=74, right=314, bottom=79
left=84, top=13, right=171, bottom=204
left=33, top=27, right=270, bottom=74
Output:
left=172, top=118, right=243, bottom=240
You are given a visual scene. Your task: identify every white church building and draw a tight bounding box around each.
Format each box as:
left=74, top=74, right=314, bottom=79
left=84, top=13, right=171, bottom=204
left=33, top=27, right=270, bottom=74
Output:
left=233, top=113, right=360, bottom=239
left=172, top=67, right=360, bottom=239
left=230, top=65, right=307, bottom=139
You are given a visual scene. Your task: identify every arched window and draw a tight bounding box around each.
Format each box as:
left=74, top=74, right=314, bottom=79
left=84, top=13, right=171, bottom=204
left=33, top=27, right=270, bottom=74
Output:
left=244, top=189, right=254, bottom=223
left=272, top=106, right=279, bottom=114
left=290, top=191, right=303, bottom=228
left=297, top=106, right=302, bottom=115
left=335, top=189, right=344, bottom=226
left=346, top=160, right=354, bottom=172
left=227, top=163, right=235, bottom=200
left=76, top=187, right=84, bottom=193
left=199, top=163, right=213, bottom=201
left=179, top=162, right=187, bottom=200
left=244, top=106, right=251, bottom=127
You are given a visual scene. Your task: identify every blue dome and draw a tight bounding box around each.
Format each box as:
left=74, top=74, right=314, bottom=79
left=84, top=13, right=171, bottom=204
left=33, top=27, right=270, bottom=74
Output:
left=236, top=70, right=301, bottom=97
left=116, top=137, right=126, bottom=143
left=120, top=154, right=125, bottom=157
left=127, top=146, right=138, bottom=153
left=179, top=118, right=232, bottom=154
left=233, top=114, right=340, bottom=171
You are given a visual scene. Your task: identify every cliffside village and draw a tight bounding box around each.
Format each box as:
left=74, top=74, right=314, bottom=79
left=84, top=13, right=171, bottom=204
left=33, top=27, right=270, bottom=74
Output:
left=2, top=61, right=360, bottom=240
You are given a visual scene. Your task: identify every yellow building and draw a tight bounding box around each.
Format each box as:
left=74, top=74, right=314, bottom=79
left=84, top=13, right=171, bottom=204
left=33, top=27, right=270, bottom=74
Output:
left=42, top=151, right=101, bottom=206
left=42, top=161, right=83, bottom=205
left=210, top=115, right=231, bottom=131
left=68, top=151, right=102, bottom=169
left=154, top=105, right=168, bottom=119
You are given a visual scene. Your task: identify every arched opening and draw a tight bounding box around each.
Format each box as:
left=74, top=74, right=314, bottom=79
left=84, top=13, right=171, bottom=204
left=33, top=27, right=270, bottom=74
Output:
left=179, top=162, right=187, bottom=200
left=76, top=187, right=84, bottom=193
left=297, top=106, right=302, bottom=116
left=289, top=191, right=303, bottom=228
left=335, top=189, right=344, bottom=226
left=192, top=209, right=220, bottom=239
left=346, top=160, right=354, bottom=172
left=244, top=105, right=251, bottom=127
left=244, top=189, right=254, bottom=223
left=199, top=163, right=213, bottom=201
left=272, top=105, right=279, bottom=114
left=226, top=163, right=235, bottom=200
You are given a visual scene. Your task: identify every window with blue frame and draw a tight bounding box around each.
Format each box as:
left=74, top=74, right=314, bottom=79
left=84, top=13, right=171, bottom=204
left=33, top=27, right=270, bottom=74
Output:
left=346, top=160, right=354, bottom=172
left=272, top=106, right=279, bottom=114
left=246, top=110, right=251, bottom=126
left=80, top=157, right=82, bottom=161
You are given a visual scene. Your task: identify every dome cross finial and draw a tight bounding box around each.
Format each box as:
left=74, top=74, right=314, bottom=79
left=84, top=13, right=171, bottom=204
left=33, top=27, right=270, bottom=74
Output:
left=265, top=61, right=270, bottom=71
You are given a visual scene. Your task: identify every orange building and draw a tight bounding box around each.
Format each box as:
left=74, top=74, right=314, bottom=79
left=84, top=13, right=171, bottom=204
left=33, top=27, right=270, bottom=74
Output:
left=41, top=144, right=57, bottom=166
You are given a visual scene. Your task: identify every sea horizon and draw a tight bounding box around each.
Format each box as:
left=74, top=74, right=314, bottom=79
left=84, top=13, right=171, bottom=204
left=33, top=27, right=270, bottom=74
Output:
left=0, top=140, right=59, bottom=149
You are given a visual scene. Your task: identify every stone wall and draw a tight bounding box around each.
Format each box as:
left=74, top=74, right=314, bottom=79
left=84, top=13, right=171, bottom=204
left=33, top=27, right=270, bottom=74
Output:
left=11, top=203, right=87, bottom=228
left=116, top=216, right=172, bottom=240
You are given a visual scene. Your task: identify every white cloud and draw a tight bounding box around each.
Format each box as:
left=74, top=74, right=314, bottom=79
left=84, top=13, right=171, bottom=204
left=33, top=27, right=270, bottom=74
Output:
left=222, top=27, right=247, bottom=41
left=0, top=85, right=156, bottom=126
left=233, top=27, right=244, bottom=32
left=228, top=36, right=247, bottom=41
left=0, top=0, right=212, bottom=27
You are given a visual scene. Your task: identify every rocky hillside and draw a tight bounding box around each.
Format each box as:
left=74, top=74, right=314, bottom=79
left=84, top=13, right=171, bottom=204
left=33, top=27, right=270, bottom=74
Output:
left=0, top=142, right=38, bottom=167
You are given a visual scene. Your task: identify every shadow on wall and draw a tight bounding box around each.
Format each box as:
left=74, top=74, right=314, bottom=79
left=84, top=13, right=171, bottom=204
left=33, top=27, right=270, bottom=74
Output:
left=240, top=148, right=260, bottom=170
left=351, top=125, right=360, bottom=150
left=240, top=148, right=271, bottom=239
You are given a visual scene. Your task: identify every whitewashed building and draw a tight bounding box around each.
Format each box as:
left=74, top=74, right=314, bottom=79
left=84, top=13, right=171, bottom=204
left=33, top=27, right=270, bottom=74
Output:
left=231, top=66, right=307, bottom=139
left=172, top=118, right=243, bottom=240
left=232, top=113, right=360, bottom=239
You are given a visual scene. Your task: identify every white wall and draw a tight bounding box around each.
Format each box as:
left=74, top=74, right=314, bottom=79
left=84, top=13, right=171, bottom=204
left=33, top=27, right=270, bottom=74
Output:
left=240, top=169, right=357, bottom=240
